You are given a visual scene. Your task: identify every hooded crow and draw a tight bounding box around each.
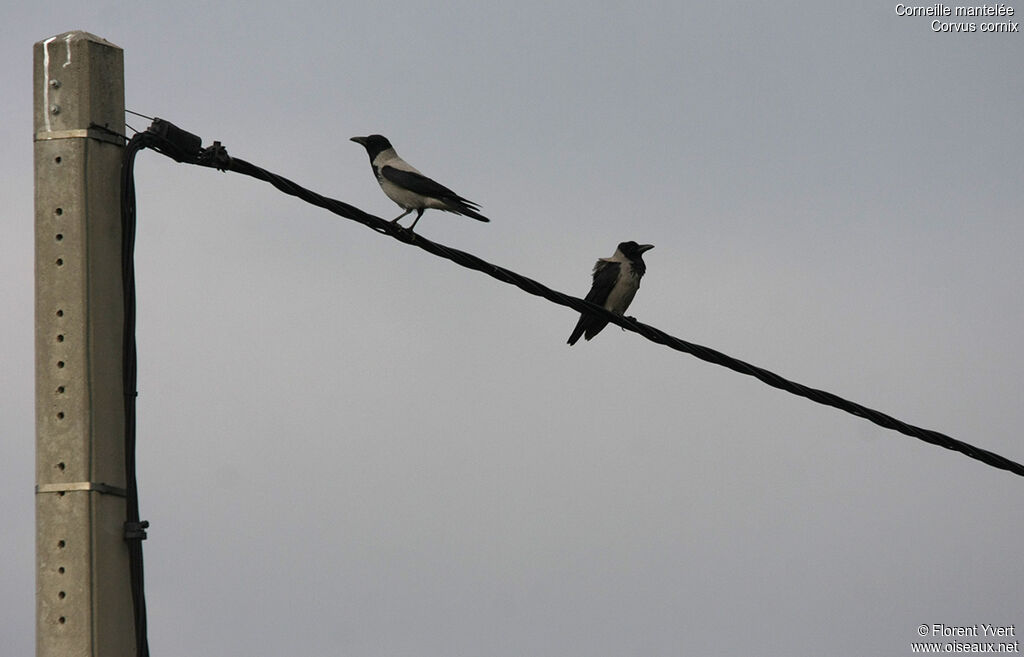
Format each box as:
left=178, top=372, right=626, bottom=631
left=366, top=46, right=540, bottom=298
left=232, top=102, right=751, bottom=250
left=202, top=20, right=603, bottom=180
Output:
left=351, top=134, right=490, bottom=230
left=567, top=241, right=654, bottom=346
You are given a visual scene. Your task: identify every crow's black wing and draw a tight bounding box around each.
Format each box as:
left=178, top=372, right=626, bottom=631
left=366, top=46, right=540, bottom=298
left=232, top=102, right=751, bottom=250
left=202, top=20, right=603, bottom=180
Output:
left=380, top=166, right=489, bottom=221
left=567, top=260, right=620, bottom=345
left=380, top=166, right=461, bottom=201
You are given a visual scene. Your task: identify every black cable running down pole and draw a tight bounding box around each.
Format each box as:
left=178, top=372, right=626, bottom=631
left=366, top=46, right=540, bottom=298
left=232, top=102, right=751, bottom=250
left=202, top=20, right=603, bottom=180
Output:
left=121, top=130, right=154, bottom=657
left=129, top=119, right=1024, bottom=482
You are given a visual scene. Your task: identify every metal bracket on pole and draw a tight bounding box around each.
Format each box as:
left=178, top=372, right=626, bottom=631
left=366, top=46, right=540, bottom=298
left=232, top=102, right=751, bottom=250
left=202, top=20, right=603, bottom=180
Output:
left=34, top=128, right=126, bottom=146
left=36, top=482, right=129, bottom=497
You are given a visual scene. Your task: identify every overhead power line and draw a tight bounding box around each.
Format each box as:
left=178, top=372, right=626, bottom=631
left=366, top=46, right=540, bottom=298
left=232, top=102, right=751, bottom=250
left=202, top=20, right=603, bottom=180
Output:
left=121, top=118, right=1024, bottom=479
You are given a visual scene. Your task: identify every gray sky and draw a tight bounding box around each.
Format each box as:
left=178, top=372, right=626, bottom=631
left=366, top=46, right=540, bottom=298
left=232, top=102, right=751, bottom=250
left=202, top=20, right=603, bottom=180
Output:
left=3, top=2, right=1023, bottom=655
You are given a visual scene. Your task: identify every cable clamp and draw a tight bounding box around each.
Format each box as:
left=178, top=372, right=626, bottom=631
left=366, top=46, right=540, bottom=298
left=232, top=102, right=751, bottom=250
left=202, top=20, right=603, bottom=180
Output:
left=124, top=520, right=150, bottom=541
left=145, top=118, right=203, bottom=163
left=198, top=140, right=231, bottom=171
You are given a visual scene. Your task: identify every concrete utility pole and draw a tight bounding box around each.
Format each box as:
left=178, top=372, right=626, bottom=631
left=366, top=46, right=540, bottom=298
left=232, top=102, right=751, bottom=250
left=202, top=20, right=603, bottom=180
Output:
left=34, top=31, right=135, bottom=657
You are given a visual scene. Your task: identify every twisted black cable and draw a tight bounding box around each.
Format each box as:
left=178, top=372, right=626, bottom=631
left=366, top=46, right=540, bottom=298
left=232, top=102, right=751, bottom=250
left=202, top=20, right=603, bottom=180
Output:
left=135, top=120, right=1024, bottom=480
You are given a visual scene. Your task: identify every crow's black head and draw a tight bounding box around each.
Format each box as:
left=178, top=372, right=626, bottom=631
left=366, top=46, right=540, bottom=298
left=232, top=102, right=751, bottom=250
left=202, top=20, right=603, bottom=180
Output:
left=617, top=241, right=655, bottom=262
left=350, top=134, right=393, bottom=161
